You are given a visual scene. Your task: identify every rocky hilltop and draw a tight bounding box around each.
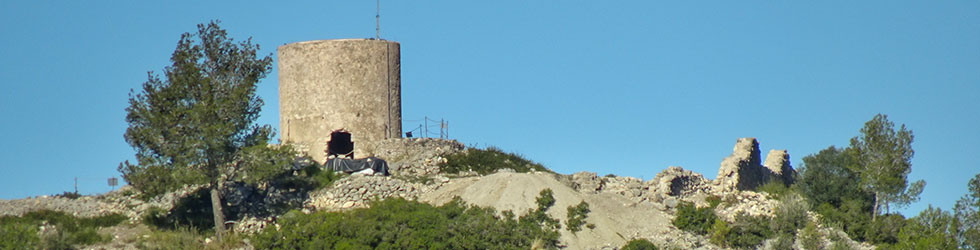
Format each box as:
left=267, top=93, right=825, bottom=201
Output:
left=0, top=137, right=871, bottom=249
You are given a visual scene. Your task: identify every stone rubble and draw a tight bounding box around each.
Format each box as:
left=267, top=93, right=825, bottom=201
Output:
left=368, top=138, right=464, bottom=177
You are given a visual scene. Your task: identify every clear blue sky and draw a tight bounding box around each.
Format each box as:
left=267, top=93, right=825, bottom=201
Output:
left=1, top=1, right=977, bottom=216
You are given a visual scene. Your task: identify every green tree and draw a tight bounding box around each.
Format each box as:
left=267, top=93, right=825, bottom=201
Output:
left=892, top=205, right=959, bottom=250
left=849, top=114, right=925, bottom=220
left=796, top=146, right=872, bottom=209
left=955, top=172, right=980, bottom=249
left=119, top=21, right=273, bottom=240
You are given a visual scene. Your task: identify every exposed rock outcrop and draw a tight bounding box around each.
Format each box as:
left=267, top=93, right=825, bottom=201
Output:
left=570, top=171, right=603, bottom=194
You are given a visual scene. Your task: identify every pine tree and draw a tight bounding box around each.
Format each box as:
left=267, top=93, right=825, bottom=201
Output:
left=119, top=20, right=273, bottom=240
left=849, top=114, right=924, bottom=221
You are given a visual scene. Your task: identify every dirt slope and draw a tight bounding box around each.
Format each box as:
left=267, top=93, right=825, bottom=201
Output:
left=420, top=172, right=713, bottom=250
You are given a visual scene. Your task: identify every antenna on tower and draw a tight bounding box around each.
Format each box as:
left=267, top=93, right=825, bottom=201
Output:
left=376, top=0, right=380, bottom=39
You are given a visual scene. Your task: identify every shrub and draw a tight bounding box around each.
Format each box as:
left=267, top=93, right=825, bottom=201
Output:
left=621, top=238, right=659, bottom=250
left=756, top=181, right=790, bottom=200
left=771, top=234, right=794, bottom=250
left=0, top=210, right=125, bottom=249
left=672, top=202, right=716, bottom=235
left=301, top=164, right=339, bottom=189
left=705, top=195, right=722, bottom=209
left=771, top=193, right=809, bottom=235
left=708, top=219, right=730, bottom=246
left=865, top=213, right=906, bottom=245
left=56, top=191, right=82, bottom=199
left=727, top=214, right=774, bottom=248
left=252, top=197, right=562, bottom=249
left=524, top=189, right=561, bottom=239
left=800, top=221, right=825, bottom=250
left=708, top=213, right=773, bottom=248
left=440, top=147, right=549, bottom=175
left=815, top=198, right=872, bottom=242
left=566, top=201, right=590, bottom=233
left=0, top=222, right=38, bottom=249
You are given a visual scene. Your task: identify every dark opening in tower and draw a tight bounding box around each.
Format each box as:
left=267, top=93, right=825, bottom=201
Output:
left=326, top=130, right=354, bottom=159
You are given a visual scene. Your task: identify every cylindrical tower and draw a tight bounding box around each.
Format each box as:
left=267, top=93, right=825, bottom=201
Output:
left=278, top=39, right=401, bottom=163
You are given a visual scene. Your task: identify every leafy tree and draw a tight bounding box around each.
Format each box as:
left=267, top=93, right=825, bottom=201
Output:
left=891, top=205, right=959, bottom=250
left=955, top=172, right=980, bottom=249
left=796, top=146, right=872, bottom=209
left=849, top=114, right=925, bottom=220
left=119, top=21, right=273, bottom=240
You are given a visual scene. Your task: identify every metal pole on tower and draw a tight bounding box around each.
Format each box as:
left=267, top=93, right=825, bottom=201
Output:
left=376, top=0, right=380, bottom=39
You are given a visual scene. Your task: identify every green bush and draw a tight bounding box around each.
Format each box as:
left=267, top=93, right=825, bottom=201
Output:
left=672, top=202, right=716, bottom=235
left=55, top=191, right=82, bottom=200
left=771, top=235, right=794, bottom=250
left=705, top=195, right=722, bottom=209
left=755, top=181, right=791, bottom=200
left=865, top=214, right=906, bottom=245
left=621, top=238, right=659, bottom=250
left=301, top=164, right=339, bottom=189
left=566, top=201, right=590, bottom=233
left=708, top=214, right=773, bottom=249
left=0, top=210, right=125, bottom=249
left=800, top=221, right=825, bottom=250
left=708, top=219, right=730, bottom=246
left=440, top=147, right=549, bottom=175
left=728, top=214, right=774, bottom=248
left=253, top=194, right=563, bottom=249
left=0, top=222, right=38, bottom=249
left=771, top=193, right=809, bottom=236
left=815, top=198, right=872, bottom=242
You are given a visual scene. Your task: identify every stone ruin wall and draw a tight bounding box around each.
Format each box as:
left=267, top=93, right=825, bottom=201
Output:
left=278, top=39, right=402, bottom=164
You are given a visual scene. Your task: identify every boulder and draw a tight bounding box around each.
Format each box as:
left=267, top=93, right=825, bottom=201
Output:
left=570, top=171, right=603, bottom=194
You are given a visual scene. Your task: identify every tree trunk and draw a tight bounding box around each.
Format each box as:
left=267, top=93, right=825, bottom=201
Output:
left=210, top=184, right=226, bottom=240
left=872, top=191, right=880, bottom=222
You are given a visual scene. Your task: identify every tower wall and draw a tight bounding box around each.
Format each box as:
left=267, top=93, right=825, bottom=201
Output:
left=278, top=39, right=401, bottom=163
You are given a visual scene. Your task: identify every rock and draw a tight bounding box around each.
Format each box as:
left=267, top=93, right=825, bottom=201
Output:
left=495, top=168, right=516, bottom=173
left=570, top=172, right=603, bottom=193
left=436, top=176, right=450, bottom=183
left=664, top=197, right=679, bottom=209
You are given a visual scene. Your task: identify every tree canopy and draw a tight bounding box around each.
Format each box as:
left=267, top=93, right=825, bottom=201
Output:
left=849, top=114, right=924, bottom=220
left=119, top=20, right=274, bottom=239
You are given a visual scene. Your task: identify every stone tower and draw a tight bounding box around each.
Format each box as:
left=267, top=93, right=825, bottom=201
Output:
left=278, top=39, right=401, bottom=163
